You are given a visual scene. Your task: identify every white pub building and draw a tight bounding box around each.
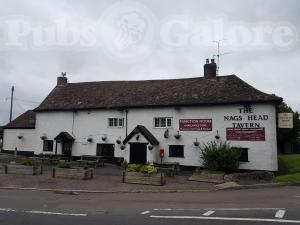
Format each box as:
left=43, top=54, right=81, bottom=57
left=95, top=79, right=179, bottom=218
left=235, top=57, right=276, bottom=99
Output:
left=2, top=60, right=282, bottom=171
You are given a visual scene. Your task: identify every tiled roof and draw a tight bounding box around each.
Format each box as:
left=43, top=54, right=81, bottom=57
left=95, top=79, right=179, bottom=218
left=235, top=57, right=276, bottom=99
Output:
left=35, top=75, right=282, bottom=111
left=4, top=110, right=36, bottom=129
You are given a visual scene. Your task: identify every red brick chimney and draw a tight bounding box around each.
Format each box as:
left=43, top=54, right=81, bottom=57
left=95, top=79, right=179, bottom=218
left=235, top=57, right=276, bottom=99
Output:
left=204, top=59, right=217, bottom=78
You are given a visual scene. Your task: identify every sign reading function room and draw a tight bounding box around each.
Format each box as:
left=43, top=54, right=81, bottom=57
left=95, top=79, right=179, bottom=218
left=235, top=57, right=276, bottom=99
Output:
left=2, top=59, right=282, bottom=171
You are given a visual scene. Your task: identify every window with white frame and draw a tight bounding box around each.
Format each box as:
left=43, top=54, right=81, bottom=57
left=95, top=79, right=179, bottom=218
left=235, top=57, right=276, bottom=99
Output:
left=154, top=117, right=173, bottom=128
left=108, top=118, right=124, bottom=127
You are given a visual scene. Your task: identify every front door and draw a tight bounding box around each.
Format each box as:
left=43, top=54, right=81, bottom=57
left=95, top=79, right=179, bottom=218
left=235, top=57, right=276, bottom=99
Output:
left=97, top=144, right=115, bottom=157
left=129, top=143, right=147, bottom=164
left=62, top=141, right=72, bottom=157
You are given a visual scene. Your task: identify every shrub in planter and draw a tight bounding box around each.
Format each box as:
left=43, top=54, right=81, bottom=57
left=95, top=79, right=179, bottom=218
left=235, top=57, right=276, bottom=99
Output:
left=6, top=158, right=42, bottom=175
left=57, top=160, right=71, bottom=168
left=200, top=141, right=240, bottom=173
left=139, top=164, right=157, bottom=174
left=53, top=161, right=93, bottom=179
left=21, top=158, right=40, bottom=166
left=123, top=163, right=165, bottom=185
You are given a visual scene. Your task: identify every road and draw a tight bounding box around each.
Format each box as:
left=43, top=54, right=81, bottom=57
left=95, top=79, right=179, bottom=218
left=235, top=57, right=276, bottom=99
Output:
left=0, top=186, right=300, bottom=225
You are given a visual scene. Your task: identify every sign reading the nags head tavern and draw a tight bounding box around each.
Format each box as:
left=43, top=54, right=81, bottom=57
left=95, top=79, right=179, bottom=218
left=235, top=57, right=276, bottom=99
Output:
left=179, top=119, right=212, bottom=131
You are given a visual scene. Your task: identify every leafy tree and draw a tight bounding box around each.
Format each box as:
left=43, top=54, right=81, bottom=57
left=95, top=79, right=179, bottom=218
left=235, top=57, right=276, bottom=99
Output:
left=277, top=102, right=300, bottom=152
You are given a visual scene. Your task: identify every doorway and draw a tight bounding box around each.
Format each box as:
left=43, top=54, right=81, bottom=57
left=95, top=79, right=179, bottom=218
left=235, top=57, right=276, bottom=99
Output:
left=129, top=143, right=147, bottom=164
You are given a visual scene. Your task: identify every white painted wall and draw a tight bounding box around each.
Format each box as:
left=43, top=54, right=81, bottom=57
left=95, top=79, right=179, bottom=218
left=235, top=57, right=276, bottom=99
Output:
left=2, top=103, right=278, bottom=171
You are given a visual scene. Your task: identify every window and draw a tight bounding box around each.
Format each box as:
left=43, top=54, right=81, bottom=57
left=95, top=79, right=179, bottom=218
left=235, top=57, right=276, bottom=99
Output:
left=97, top=144, right=115, bottom=157
left=108, top=118, right=124, bottom=127
left=239, top=148, right=249, bottom=162
left=169, top=145, right=184, bottom=158
left=43, top=140, right=53, bottom=152
left=154, top=117, right=173, bottom=128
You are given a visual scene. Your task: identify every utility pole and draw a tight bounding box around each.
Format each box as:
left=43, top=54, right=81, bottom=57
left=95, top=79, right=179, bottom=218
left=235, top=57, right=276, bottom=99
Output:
left=9, top=86, right=14, bottom=122
left=213, top=39, right=231, bottom=75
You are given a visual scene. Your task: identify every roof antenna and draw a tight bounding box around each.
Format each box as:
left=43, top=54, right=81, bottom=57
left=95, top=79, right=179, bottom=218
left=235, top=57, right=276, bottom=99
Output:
left=213, top=39, right=231, bottom=75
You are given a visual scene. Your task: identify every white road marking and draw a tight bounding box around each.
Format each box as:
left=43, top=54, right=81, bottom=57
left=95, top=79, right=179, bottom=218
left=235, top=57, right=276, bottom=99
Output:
left=275, top=210, right=286, bottom=218
left=154, top=207, right=284, bottom=211
left=154, top=208, right=203, bottom=211
left=150, top=215, right=300, bottom=224
left=204, top=207, right=284, bottom=211
left=25, top=210, right=88, bottom=217
left=202, top=210, right=215, bottom=216
left=0, top=208, right=16, bottom=212
left=141, top=211, right=150, bottom=215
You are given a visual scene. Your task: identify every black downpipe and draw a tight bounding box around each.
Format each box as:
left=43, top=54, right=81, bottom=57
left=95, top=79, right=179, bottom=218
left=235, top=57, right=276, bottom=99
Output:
left=125, top=109, right=128, bottom=137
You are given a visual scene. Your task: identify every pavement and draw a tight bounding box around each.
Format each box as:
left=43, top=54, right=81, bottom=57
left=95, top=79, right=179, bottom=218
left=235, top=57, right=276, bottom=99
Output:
left=0, top=186, right=300, bottom=224
left=0, top=163, right=214, bottom=192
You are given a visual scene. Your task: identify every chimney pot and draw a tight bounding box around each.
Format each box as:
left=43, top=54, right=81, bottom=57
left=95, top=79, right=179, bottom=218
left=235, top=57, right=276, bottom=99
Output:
left=211, top=58, right=215, bottom=63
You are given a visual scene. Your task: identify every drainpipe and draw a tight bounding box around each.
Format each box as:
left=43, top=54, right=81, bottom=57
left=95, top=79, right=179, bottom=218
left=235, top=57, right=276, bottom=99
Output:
left=125, top=109, right=128, bottom=137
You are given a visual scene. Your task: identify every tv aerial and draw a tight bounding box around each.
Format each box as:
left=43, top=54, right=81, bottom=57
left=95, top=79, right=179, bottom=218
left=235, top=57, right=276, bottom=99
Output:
left=213, top=39, right=231, bottom=75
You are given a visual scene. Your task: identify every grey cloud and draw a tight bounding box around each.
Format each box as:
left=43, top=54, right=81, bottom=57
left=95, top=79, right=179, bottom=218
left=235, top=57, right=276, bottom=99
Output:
left=0, top=0, right=299, bottom=125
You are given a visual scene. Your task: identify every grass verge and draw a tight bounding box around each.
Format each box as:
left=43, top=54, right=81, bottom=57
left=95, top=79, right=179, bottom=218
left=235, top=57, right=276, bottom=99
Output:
left=274, top=172, right=300, bottom=183
left=278, top=154, right=300, bottom=173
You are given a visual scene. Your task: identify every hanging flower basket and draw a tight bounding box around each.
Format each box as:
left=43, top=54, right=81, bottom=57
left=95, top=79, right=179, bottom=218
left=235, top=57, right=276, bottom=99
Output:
left=164, top=129, right=169, bottom=138
left=116, top=139, right=121, bottom=144
left=148, top=145, right=153, bottom=150
left=215, top=130, right=220, bottom=140
left=40, top=135, right=47, bottom=140
left=194, top=140, right=200, bottom=146
left=17, top=135, right=23, bottom=140
left=120, top=145, right=126, bottom=150
left=87, top=137, right=93, bottom=143
left=102, top=136, right=107, bottom=141
left=174, top=131, right=181, bottom=139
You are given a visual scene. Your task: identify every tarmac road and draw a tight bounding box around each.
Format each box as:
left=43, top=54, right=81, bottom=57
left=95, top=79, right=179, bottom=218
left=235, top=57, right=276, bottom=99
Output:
left=0, top=186, right=300, bottom=225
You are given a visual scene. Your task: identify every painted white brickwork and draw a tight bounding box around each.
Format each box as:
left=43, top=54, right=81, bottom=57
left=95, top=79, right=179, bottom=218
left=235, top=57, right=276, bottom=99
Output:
left=3, top=103, right=278, bottom=171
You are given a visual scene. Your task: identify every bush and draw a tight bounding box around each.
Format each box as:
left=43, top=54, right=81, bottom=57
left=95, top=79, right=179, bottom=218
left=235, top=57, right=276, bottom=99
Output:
left=126, top=163, right=157, bottom=174
left=200, top=141, right=240, bottom=173
left=140, top=164, right=157, bottom=174
left=126, top=163, right=143, bottom=172
left=21, top=158, right=40, bottom=166
left=57, top=161, right=71, bottom=169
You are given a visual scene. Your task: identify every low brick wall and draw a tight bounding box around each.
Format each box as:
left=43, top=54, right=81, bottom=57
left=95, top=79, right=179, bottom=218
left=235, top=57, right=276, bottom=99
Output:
left=224, top=171, right=274, bottom=182
left=189, top=171, right=225, bottom=184
left=122, top=172, right=166, bottom=186
left=52, top=167, right=94, bottom=180
left=5, top=164, right=43, bottom=175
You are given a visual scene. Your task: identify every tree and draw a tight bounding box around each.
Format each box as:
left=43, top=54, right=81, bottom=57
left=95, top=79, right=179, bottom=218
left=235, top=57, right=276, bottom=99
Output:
left=276, top=102, right=300, bottom=153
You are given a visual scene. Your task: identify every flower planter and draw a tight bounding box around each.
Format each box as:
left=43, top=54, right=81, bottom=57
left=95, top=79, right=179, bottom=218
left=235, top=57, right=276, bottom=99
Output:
left=122, top=171, right=166, bottom=186
left=5, top=164, right=43, bottom=175
left=52, top=167, right=93, bottom=180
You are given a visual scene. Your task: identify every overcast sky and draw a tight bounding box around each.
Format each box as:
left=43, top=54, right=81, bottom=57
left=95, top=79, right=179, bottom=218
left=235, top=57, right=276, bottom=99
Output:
left=0, top=0, right=299, bottom=125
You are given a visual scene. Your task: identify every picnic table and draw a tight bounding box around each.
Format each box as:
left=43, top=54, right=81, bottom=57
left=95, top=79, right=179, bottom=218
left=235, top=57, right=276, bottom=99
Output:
left=76, top=155, right=105, bottom=168
left=36, top=154, right=64, bottom=165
